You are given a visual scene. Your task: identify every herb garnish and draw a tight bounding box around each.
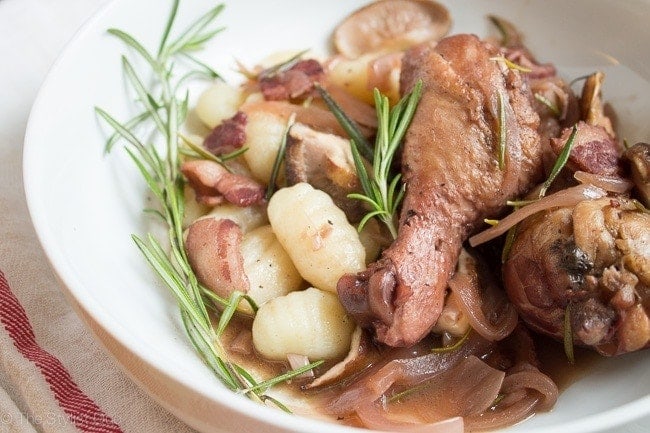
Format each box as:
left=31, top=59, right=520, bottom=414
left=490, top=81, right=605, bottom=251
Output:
left=490, top=56, right=532, bottom=73
left=534, top=93, right=561, bottom=117
left=497, top=91, right=507, bottom=170
left=266, top=113, right=296, bottom=200
left=539, top=125, right=578, bottom=198
left=96, top=0, right=319, bottom=407
left=315, top=83, right=375, bottom=162
left=350, top=81, right=423, bottom=238
left=318, top=81, right=423, bottom=239
left=179, top=133, right=247, bottom=169
left=431, top=328, right=471, bottom=354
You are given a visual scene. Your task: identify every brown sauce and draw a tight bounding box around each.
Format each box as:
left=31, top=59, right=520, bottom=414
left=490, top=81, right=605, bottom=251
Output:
left=218, top=314, right=607, bottom=425
left=533, top=334, right=603, bottom=391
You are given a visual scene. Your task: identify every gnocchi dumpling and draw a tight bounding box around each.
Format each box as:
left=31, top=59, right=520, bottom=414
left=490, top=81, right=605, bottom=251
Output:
left=267, top=183, right=366, bottom=293
left=240, top=225, right=303, bottom=314
left=182, top=184, right=211, bottom=229
left=241, top=106, right=289, bottom=183
left=252, top=287, right=355, bottom=360
left=195, top=81, right=243, bottom=129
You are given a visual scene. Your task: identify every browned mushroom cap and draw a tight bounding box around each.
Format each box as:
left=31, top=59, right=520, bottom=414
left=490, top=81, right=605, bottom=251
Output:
left=333, top=0, right=451, bottom=58
left=285, top=122, right=366, bottom=222
left=580, top=71, right=615, bottom=137
left=623, top=142, right=650, bottom=207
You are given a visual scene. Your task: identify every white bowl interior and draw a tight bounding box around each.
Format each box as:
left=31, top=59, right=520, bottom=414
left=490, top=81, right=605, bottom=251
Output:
left=24, top=0, right=650, bottom=432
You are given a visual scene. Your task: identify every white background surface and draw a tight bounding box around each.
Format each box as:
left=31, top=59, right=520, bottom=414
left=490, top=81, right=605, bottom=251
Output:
left=1, top=1, right=649, bottom=433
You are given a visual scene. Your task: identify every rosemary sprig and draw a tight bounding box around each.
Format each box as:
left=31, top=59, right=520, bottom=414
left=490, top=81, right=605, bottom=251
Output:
left=266, top=113, right=296, bottom=200
left=178, top=133, right=247, bottom=168
left=497, top=91, right=507, bottom=170
left=337, top=81, right=422, bottom=239
left=96, top=0, right=312, bottom=407
left=500, top=224, right=518, bottom=263
left=431, top=328, right=471, bottom=354
left=490, top=56, right=532, bottom=73
left=315, top=83, right=374, bottom=161
left=539, top=125, right=578, bottom=198
left=259, top=49, right=310, bottom=79
left=534, top=92, right=561, bottom=117
left=506, top=198, right=538, bottom=207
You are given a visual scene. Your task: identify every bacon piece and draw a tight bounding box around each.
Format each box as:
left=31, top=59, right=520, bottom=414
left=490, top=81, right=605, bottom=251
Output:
left=181, top=159, right=265, bottom=207
left=259, top=59, right=324, bottom=101
left=185, top=218, right=249, bottom=298
left=550, top=121, right=623, bottom=176
left=203, top=111, right=247, bottom=155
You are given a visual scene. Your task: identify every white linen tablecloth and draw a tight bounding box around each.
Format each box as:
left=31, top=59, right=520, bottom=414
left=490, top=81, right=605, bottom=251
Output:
left=0, top=0, right=196, bottom=431
left=0, top=1, right=649, bottom=433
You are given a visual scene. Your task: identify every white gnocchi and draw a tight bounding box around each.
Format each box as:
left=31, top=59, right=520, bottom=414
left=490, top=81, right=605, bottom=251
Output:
left=240, top=225, right=304, bottom=314
left=195, top=81, right=243, bottom=129
left=267, top=183, right=366, bottom=293
left=252, top=287, right=355, bottom=361
left=182, top=184, right=211, bottom=229
left=240, top=106, right=289, bottom=184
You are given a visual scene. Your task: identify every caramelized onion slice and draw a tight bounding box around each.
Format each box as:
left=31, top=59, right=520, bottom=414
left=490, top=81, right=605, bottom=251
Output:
left=501, top=367, right=559, bottom=412
left=355, top=356, right=503, bottom=431
left=287, top=353, right=314, bottom=379
left=448, top=251, right=518, bottom=341
left=574, top=170, right=633, bottom=194
left=467, top=365, right=558, bottom=431
left=356, top=403, right=464, bottom=433
left=306, top=326, right=366, bottom=388
left=469, top=184, right=606, bottom=247
left=327, top=334, right=492, bottom=416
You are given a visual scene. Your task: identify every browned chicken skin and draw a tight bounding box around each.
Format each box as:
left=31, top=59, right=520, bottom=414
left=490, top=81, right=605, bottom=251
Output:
left=338, top=34, right=545, bottom=347
left=503, top=197, right=650, bottom=355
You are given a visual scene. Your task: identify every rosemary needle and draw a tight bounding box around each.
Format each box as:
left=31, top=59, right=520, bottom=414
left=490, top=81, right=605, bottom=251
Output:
left=497, top=91, right=507, bottom=170
left=96, top=0, right=314, bottom=408
left=539, top=125, right=578, bottom=198
left=321, top=81, right=423, bottom=239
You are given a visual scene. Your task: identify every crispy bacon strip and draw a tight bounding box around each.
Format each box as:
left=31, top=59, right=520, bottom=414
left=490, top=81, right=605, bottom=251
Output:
left=550, top=121, right=623, bottom=176
left=203, top=111, right=247, bottom=155
left=260, top=59, right=324, bottom=101
left=185, top=218, right=249, bottom=298
left=181, top=159, right=265, bottom=207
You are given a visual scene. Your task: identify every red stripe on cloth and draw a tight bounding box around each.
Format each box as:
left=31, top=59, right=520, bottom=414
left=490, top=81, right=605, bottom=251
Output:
left=0, top=270, right=124, bottom=433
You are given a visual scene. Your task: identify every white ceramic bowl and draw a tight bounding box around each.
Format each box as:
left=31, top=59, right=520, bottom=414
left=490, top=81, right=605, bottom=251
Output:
left=24, top=0, right=650, bottom=432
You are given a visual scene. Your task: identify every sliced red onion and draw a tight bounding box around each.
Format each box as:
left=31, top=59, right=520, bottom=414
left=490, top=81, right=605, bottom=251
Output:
left=448, top=258, right=518, bottom=342
left=307, top=327, right=365, bottom=389
left=327, top=335, right=493, bottom=416
left=355, top=356, right=503, bottom=431
left=467, top=365, right=558, bottom=430
left=356, top=402, right=464, bottom=433
left=501, top=368, right=559, bottom=411
left=469, top=184, right=606, bottom=247
left=574, top=170, right=633, bottom=194
left=287, top=353, right=314, bottom=379
left=465, top=397, right=538, bottom=431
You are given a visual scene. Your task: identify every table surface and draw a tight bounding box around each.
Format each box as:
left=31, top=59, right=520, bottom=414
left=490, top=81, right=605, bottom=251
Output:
left=0, top=1, right=648, bottom=433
